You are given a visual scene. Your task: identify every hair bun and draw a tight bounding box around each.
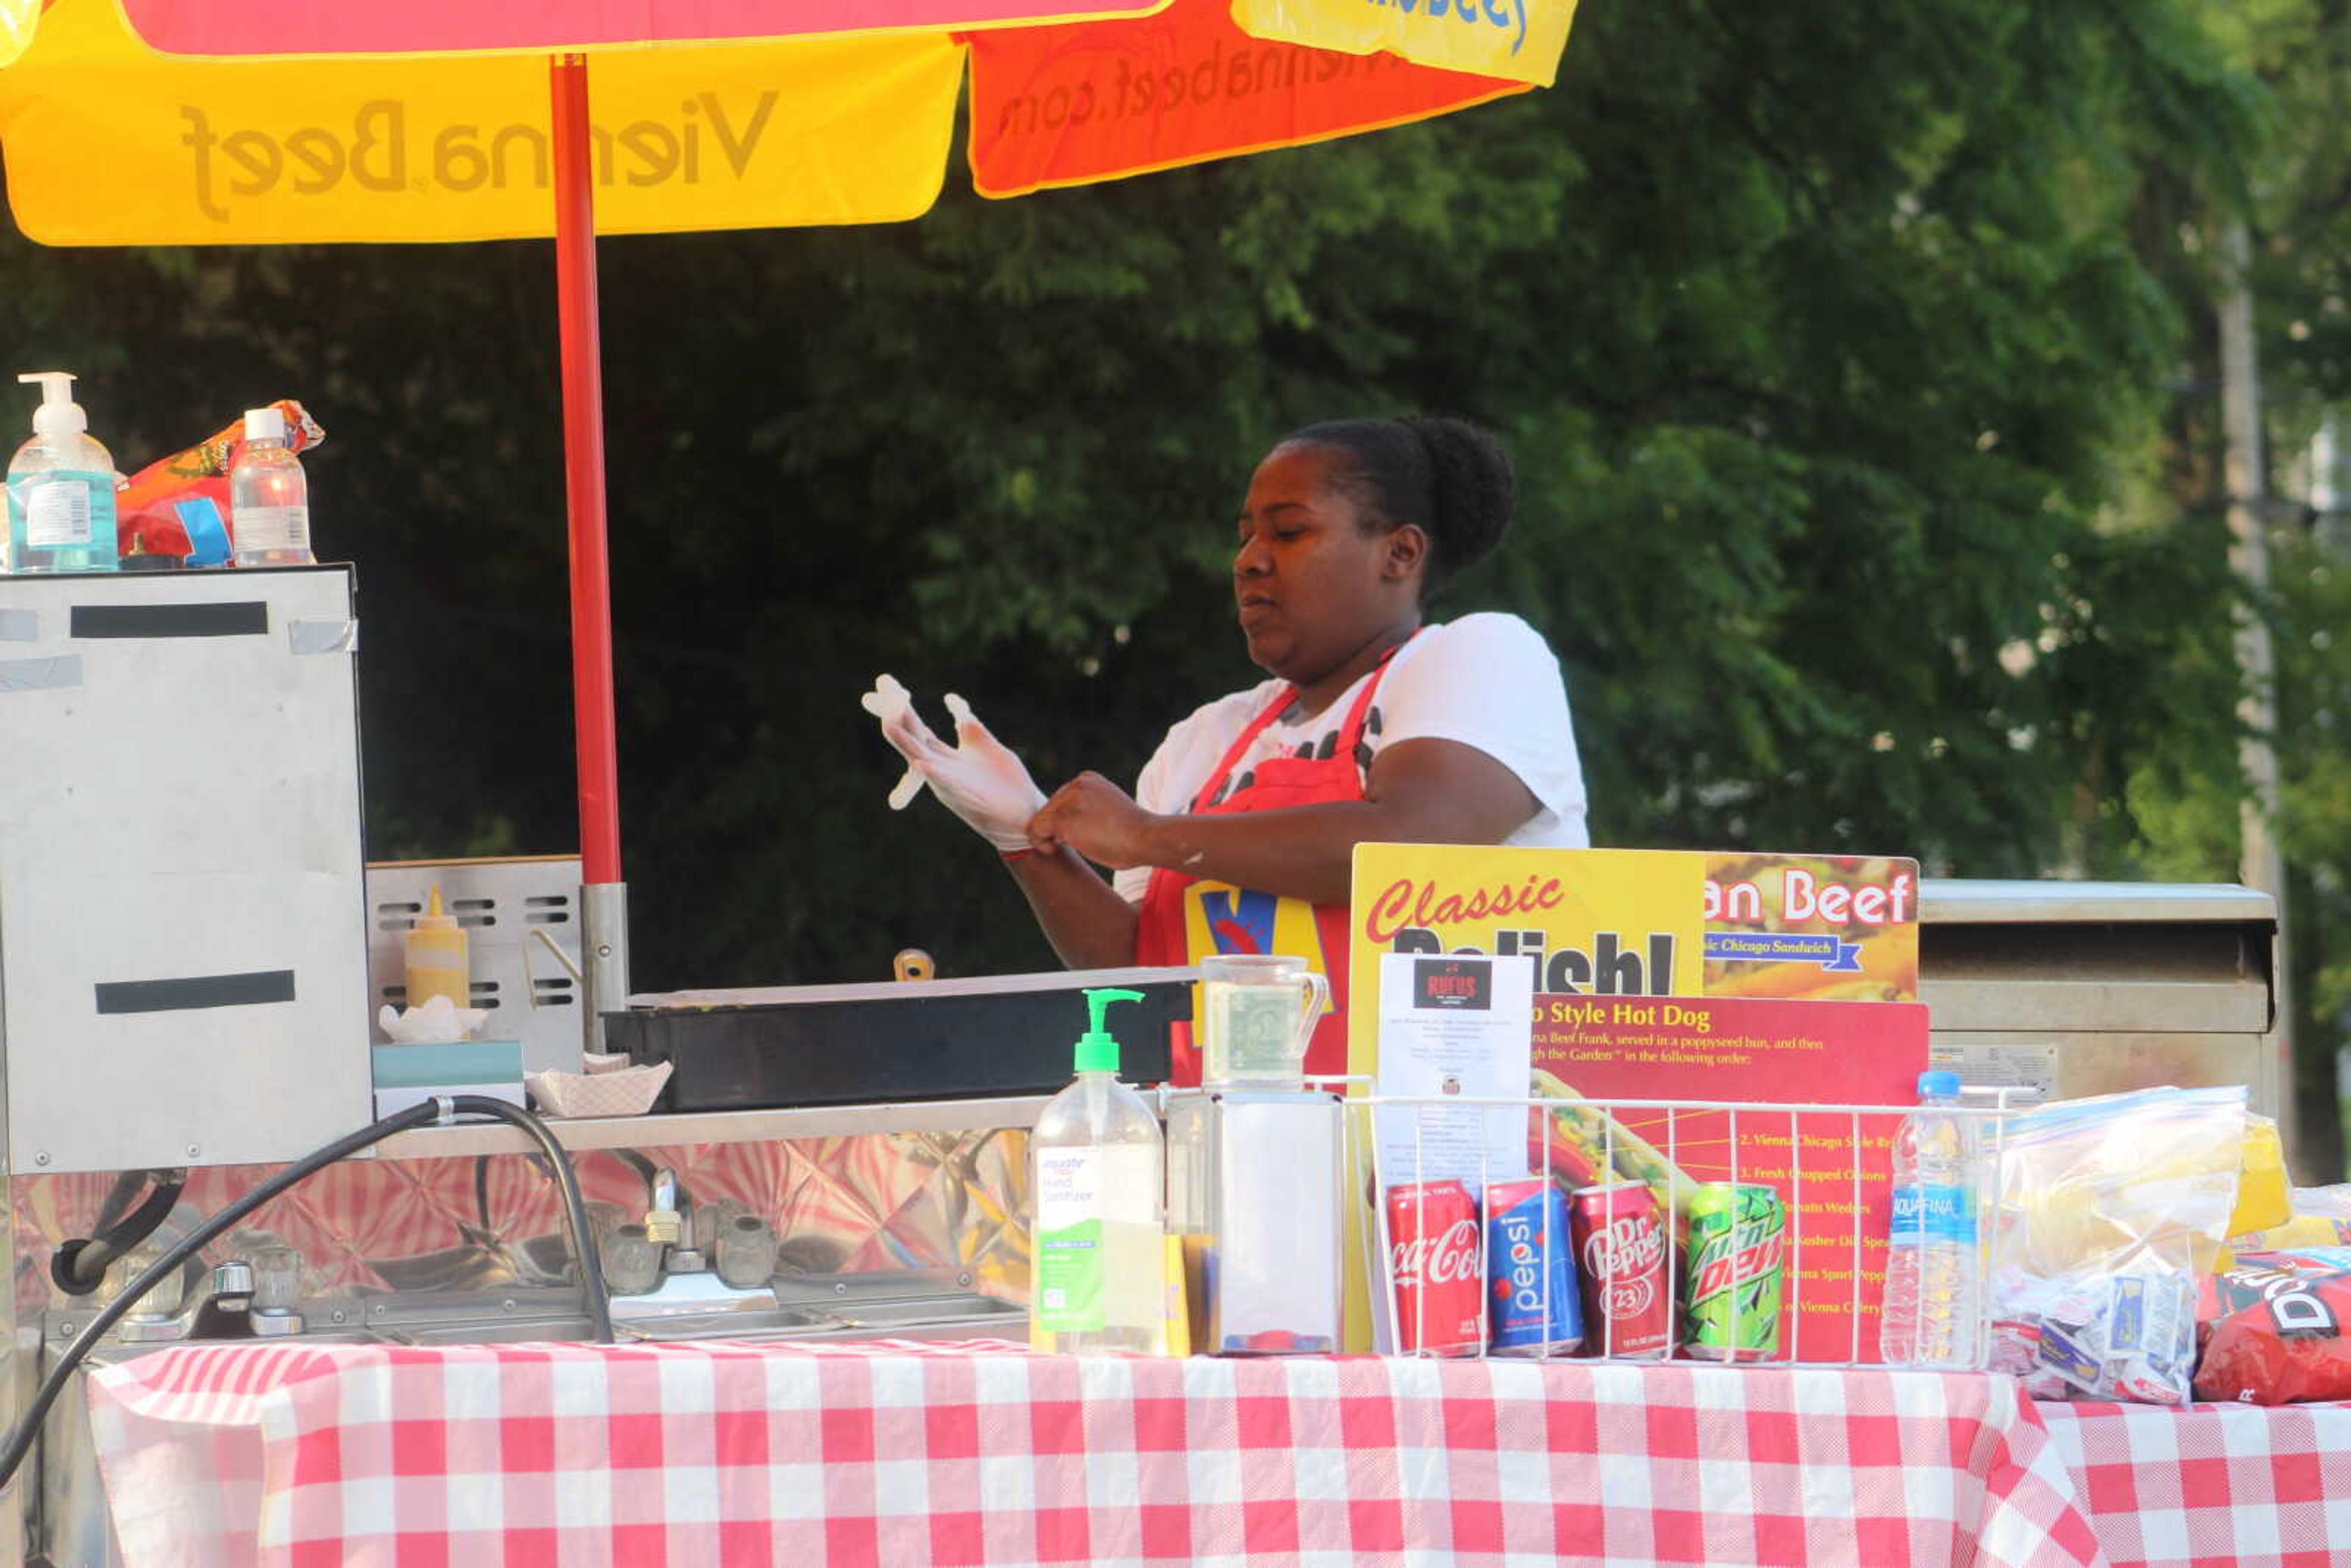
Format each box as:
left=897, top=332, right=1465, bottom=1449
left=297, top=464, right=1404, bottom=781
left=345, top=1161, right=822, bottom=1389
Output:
left=1277, top=413, right=1518, bottom=591
left=1403, top=415, right=1515, bottom=576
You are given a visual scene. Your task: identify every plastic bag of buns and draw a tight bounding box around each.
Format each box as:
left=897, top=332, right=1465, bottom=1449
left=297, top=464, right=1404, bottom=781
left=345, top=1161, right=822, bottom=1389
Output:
left=1987, top=1084, right=2245, bottom=1403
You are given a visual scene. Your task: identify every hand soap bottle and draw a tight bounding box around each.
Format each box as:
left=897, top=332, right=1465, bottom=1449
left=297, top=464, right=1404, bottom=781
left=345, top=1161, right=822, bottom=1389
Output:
left=6, top=372, right=117, bottom=574
left=403, top=885, right=470, bottom=1013
left=1030, top=987, right=1167, bottom=1354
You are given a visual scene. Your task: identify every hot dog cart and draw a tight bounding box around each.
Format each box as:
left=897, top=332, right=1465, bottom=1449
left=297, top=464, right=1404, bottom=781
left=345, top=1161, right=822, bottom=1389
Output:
left=0, top=566, right=2304, bottom=1566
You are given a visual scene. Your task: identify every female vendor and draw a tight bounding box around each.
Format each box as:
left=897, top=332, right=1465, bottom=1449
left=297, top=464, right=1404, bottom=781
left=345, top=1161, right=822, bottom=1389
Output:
left=863, top=415, right=1586, bottom=1079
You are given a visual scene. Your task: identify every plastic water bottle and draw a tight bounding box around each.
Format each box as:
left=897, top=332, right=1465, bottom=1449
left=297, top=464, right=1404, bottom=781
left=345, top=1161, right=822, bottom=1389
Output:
left=1880, top=1069, right=1984, bottom=1368
left=231, top=407, right=314, bottom=567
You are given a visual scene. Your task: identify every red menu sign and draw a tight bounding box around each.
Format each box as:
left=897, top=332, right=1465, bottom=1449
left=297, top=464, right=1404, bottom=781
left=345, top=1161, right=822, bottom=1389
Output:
left=1530, top=994, right=1929, bottom=1363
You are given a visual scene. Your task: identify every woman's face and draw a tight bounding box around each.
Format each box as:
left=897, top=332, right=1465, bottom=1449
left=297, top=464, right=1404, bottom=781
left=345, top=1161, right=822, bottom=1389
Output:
left=1232, top=441, right=1415, bottom=685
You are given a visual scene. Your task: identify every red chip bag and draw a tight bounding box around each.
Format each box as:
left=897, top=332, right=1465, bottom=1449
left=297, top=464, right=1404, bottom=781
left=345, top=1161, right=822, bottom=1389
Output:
left=2194, top=1269, right=2351, bottom=1405
left=116, top=400, right=324, bottom=560
left=2200, top=1264, right=2310, bottom=1341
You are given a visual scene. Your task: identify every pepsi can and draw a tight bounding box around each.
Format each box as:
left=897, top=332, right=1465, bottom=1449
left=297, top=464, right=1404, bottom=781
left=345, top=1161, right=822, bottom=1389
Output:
left=1484, top=1177, right=1584, bottom=1355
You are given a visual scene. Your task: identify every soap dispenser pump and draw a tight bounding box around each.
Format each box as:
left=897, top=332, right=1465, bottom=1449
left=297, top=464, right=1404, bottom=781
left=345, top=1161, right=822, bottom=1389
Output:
left=6, top=371, right=118, bottom=574
left=1030, top=987, right=1167, bottom=1354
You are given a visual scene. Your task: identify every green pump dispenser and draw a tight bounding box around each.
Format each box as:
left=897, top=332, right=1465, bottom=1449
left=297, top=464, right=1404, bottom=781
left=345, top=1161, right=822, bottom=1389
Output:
left=1072, top=988, right=1146, bottom=1074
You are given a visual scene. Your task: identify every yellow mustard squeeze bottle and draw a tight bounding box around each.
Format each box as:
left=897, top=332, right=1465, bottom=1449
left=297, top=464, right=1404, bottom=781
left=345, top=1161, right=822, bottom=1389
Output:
left=403, top=885, right=470, bottom=1012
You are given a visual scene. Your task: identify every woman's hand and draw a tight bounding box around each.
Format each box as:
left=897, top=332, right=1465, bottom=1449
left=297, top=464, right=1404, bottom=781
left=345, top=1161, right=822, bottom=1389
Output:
left=1028, top=772, right=1169, bottom=871
left=861, top=678, right=1046, bottom=853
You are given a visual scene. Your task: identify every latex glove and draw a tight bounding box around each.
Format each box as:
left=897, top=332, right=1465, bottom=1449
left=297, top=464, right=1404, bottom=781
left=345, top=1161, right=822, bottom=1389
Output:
left=861, top=676, right=1046, bottom=852
left=861, top=675, right=929, bottom=811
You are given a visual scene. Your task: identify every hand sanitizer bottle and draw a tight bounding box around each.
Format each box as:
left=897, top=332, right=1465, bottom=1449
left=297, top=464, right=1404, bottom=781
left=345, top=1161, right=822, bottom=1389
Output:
left=231, top=406, right=314, bottom=567
left=6, top=371, right=117, bottom=574
left=1031, top=988, right=1168, bottom=1354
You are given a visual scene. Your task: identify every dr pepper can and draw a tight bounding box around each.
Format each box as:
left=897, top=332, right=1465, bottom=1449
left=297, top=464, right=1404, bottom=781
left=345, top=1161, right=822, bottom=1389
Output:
left=1569, top=1181, right=1672, bottom=1357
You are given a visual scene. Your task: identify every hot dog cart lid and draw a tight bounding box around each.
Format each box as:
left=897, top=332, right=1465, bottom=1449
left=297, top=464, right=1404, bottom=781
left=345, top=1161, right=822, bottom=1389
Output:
left=1919, top=879, right=2276, bottom=928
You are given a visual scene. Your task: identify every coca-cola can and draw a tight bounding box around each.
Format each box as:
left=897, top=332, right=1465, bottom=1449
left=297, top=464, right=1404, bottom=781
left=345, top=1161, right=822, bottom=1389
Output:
left=1569, top=1181, right=1672, bottom=1358
left=1385, top=1179, right=1483, bottom=1355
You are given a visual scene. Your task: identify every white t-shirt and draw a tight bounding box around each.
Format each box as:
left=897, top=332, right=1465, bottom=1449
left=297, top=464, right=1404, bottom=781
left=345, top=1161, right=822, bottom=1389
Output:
left=1112, top=612, right=1589, bottom=905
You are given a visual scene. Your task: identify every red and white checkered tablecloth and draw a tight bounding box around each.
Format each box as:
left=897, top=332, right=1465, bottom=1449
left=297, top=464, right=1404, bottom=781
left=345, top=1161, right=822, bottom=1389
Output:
left=2034, top=1399, right=2351, bottom=1568
left=88, top=1340, right=2104, bottom=1568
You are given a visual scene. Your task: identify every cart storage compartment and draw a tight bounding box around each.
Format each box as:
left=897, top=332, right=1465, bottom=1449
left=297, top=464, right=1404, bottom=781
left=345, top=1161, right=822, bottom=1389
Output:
left=0, top=568, right=373, bottom=1171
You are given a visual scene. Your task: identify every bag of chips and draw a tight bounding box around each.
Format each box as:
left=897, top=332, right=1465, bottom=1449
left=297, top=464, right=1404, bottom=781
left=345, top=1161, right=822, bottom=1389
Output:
left=116, top=400, right=323, bottom=564
left=2195, top=1269, right=2351, bottom=1405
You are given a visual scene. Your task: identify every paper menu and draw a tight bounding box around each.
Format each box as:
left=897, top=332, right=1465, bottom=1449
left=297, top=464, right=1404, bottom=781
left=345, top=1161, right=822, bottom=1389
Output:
left=1371, top=951, right=1532, bottom=1191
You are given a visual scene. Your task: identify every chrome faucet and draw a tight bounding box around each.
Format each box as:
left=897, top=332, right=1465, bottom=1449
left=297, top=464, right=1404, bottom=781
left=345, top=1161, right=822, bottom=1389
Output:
left=645, top=1166, right=707, bottom=1274
left=140, top=1260, right=263, bottom=1343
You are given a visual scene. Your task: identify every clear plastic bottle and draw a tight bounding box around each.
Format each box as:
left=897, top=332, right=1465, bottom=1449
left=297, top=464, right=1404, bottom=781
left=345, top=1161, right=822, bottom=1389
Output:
left=1880, top=1068, right=1985, bottom=1368
left=1030, top=987, right=1166, bottom=1354
left=230, top=406, right=314, bottom=567
left=6, top=371, right=118, bottom=574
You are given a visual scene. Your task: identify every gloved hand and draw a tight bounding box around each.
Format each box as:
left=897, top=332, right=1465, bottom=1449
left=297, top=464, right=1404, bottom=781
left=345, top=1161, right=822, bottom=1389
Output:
left=861, top=675, right=1047, bottom=853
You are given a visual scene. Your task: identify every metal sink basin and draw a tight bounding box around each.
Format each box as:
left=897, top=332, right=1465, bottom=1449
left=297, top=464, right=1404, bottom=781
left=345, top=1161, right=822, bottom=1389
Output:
left=375, top=1316, right=610, bottom=1348
left=816, top=1295, right=1025, bottom=1331
left=621, top=1279, right=1024, bottom=1345
left=615, top=1305, right=836, bottom=1342
left=320, top=1274, right=1030, bottom=1349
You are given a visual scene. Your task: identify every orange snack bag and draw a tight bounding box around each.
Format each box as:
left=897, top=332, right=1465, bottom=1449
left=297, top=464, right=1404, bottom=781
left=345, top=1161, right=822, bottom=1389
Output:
left=117, top=400, right=324, bottom=562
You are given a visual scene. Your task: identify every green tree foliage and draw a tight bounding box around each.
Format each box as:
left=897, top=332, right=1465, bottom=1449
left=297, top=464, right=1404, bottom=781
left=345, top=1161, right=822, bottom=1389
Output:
left=0, top=0, right=2265, bottom=997
left=2210, top=0, right=2351, bottom=1171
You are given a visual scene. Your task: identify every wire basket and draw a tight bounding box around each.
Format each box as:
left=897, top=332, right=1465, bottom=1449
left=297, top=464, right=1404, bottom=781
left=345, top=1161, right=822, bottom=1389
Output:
left=1347, top=1088, right=2023, bottom=1370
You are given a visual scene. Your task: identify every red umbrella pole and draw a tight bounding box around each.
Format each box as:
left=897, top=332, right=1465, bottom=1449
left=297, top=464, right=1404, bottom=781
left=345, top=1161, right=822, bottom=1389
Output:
left=551, top=52, right=629, bottom=1027
left=551, top=53, right=621, bottom=887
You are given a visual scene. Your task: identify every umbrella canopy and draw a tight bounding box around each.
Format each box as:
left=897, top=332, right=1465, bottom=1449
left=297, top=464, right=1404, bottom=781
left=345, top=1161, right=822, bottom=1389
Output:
left=0, top=0, right=1538, bottom=241
left=0, top=0, right=1575, bottom=1007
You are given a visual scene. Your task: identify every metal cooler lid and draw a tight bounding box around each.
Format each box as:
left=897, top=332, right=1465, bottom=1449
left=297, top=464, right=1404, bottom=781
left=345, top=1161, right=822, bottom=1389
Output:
left=1919, top=879, right=2276, bottom=927
left=629, top=964, right=1198, bottom=1013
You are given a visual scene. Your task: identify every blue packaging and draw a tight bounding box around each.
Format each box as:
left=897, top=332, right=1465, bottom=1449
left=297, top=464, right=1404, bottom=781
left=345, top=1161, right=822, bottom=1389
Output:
left=1485, top=1179, right=1584, bottom=1354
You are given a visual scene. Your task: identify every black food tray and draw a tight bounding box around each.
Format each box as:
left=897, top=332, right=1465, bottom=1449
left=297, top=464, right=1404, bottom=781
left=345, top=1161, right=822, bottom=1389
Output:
left=608, top=966, right=1193, bottom=1111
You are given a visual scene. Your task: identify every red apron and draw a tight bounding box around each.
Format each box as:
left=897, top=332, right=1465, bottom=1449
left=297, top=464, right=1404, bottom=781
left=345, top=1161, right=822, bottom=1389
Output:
left=1135, top=649, right=1401, bottom=1085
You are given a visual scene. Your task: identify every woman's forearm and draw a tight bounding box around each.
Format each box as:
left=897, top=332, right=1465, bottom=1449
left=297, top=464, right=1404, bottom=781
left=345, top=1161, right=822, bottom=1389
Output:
left=1139, top=800, right=1410, bottom=908
left=1007, top=849, right=1140, bottom=970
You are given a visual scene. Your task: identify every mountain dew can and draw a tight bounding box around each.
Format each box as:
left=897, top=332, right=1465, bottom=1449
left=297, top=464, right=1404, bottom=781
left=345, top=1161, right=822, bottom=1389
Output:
left=1683, top=1182, right=1785, bottom=1362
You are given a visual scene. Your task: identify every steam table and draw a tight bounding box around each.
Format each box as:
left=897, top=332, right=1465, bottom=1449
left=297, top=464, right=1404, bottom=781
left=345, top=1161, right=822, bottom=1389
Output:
left=88, top=1340, right=2110, bottom=1567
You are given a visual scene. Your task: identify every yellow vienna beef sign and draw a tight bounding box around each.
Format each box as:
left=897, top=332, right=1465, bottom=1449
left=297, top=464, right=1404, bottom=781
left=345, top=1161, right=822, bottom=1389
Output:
left=0, top=0, right=962, bottom=244
left=1232, top=0, right=1578, bottom=86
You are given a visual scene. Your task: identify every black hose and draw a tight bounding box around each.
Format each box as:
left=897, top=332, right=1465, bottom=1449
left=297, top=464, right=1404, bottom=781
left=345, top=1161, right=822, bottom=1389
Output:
left=0, top=1094, right=611, bottom=1495
left=447, top=1095, right=612, bottom=1342
left=53, top=1169, right=189, bottom=1297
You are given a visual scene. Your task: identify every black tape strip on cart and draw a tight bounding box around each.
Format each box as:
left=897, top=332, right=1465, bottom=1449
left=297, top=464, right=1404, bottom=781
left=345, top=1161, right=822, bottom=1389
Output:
left=94, top=970, right=297, bottom=1014
left=70, top=601, right=268, bottom=639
